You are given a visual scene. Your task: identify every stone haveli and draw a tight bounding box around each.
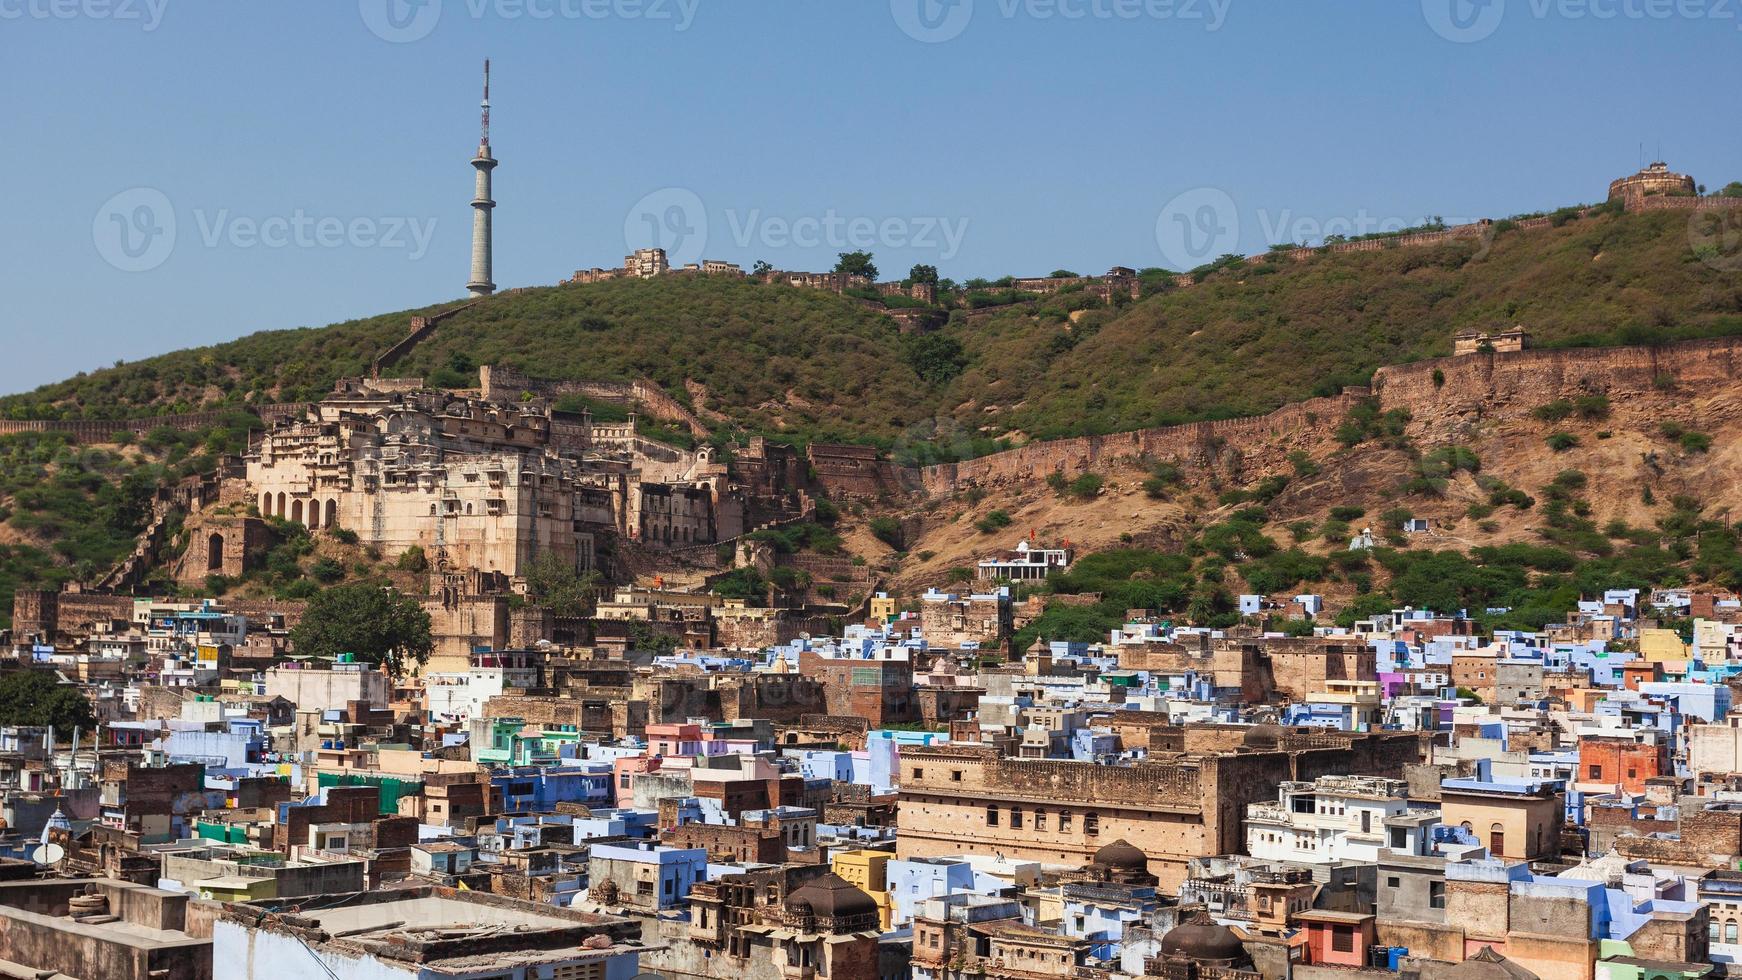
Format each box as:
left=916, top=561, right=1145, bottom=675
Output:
left=896, top=730, right=1428, bottom=892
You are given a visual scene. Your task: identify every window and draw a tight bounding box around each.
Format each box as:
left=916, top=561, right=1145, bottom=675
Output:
left=1084, top=812, right=1099, bottom=836
left=912, top=767, right=924, bottom=780
left=951, top=770, right=963, bottom=782
left=1588, top=764, right=1603, bottom=779
left=1390, top=828, right=1407, bottom=849
left=1490, top=823, right=1505, bottom=855
left=1059, top=812, right=1073, bottom=832
left=1011, top=808, right=1023, bottom=829
left=1728, top=921, right=1739, bottom=943
left=1331, top=927, right=1354, bottom=953
left=1429, top=881, right=1446, bottom=910
left=1034, top=811, right=1047, bottom=831
left=1386, top=876, right=1400, bottom=889
left=987, top=807, right=999, bottom=827
left=1360, top=810, right=1371, bottom=834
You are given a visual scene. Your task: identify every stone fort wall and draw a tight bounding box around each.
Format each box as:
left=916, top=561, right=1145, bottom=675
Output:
left=920, top=392, right=1358, bottom=492
left=0, top=404, right=309, bottom=444
left=918, top=334, right=1742, bottom=494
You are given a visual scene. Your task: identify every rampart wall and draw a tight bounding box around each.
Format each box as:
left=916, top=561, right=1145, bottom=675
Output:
left=0, top=404, right=309, bottom=444
left=920, top=392, right=1357, bottom=492
left=919, top=334, right=1742, bottom=494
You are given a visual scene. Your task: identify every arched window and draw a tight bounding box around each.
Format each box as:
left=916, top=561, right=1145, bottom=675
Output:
left=206, top=533, right=224, bottom=571
left=260, top=493, right=272, bottom=516
left=276, top=492, right=287, bottom=517
left=325, top=499, right=337, bottom=528
left=290, top=499, right=303, bottom=524
left=1489, top=823, right=1505, bottom=856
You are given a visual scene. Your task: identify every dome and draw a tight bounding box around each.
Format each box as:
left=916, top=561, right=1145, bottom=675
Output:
left=1444, top=947, right=1538, bottom=980
left=1159, top=912, right=1245, bottom=963
left=1243, top=724, right=1283, bottom=748
left=788, top=873, right=878, bottom=920
left=1092, top=839, right=1149, bottom=871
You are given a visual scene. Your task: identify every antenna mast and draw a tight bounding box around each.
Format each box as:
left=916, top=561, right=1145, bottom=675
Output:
left=481, top=59, right=492, bottom=148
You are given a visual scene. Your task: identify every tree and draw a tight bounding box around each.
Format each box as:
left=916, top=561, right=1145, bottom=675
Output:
left=1049, top=269, right=1080, bottom=279
left=751, top=259, right=774, bottom=276
left=0, top=671, right=95, bottom=736
left=289, top=584, right=433, bottom=678
left=908, top=264, right=939, bottom=286
left=905, top=334, right=966, bottom=385
left=834, top=251, right=878, bottom=281
left=525, top=551, right=602, bottom=617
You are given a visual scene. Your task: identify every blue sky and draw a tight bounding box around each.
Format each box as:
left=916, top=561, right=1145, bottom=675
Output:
left=3, top=0, right=1739, bottom=396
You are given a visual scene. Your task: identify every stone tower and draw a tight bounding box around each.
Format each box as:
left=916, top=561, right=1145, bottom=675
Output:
left=467, top=59, right=497, bottom=298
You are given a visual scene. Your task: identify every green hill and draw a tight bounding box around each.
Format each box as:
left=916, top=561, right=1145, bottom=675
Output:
left=0, top=203, right=1740, bottom=624
left=7, top=207, right=1741, bottom=458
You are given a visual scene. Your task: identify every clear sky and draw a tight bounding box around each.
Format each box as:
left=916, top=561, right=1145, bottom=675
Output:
left=4, top=0, right=1739, bottom=396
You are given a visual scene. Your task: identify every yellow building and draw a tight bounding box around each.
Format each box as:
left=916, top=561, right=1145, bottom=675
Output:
left=870, top=595, right=898, bottom=623
left=831, top=849, right=893, bottom=930
left=1639, top=628, right=1689, bottom=663
left=193, top=874, right=277, bottom=903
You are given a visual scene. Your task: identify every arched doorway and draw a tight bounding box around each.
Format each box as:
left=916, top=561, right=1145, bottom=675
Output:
left=260, top=492, right=272, bottom=517
left=290, top=499, right=303, bottom=524
left=206, top=533, right=224, bottom=571
left=276, top=492, right=287, bottom=517
left=325, top=499, right=337, bottom=528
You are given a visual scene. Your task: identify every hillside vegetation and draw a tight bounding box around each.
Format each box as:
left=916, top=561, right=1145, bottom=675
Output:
left=5, top=208, right=1740, bottom=459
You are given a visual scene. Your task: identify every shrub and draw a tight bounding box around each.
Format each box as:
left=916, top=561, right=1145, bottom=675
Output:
left=1545, top=432, right=1579, bottom=452
left=396, top=545, right=429, bottom=574
left=974, top=510, right=1013, bottom=534
left=868, top=517, right=903, bottom=549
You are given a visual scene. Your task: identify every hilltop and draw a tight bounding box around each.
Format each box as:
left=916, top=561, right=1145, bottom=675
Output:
left=6, top=206, right=1741, bottom=460
left=2, top=202, right=1742, bottom=628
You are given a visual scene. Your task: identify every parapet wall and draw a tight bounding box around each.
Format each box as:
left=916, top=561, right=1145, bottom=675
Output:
left=1373, top=334, right=1742, bottom=427
left=920, top=334, right=1742, bottom=494
left=921, top=392, right=1357, bottom=492
left=0, top=404, right=308, bottom=445
left=478, top=366, right=708, bottom=437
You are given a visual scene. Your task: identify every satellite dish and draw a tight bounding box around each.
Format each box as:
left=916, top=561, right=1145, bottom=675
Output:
left=30, top=843, right=64, bottom=866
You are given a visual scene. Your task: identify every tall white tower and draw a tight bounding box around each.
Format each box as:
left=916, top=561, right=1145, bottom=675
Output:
left=467, top=59, right=497, bottom=298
